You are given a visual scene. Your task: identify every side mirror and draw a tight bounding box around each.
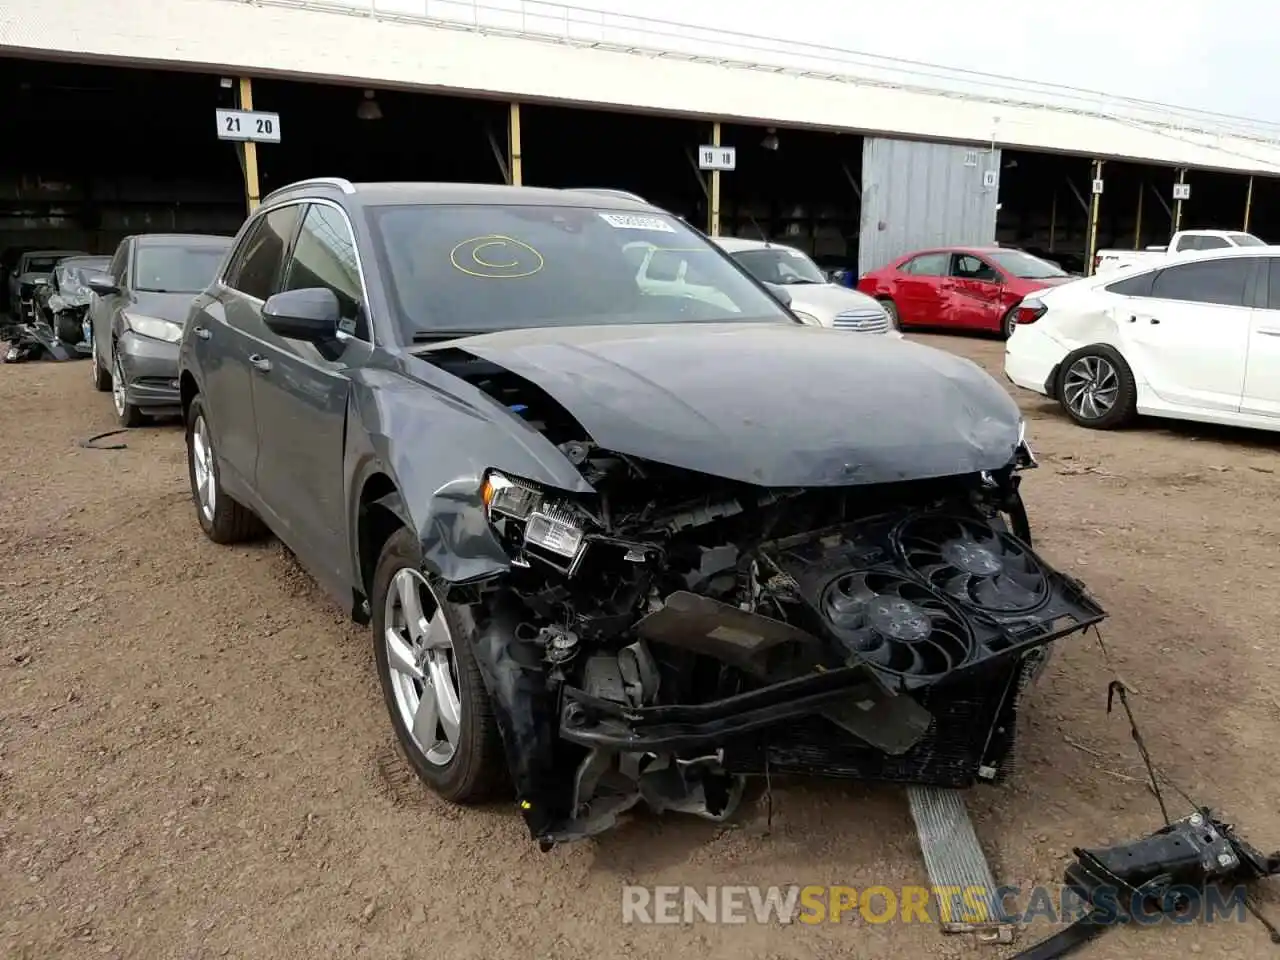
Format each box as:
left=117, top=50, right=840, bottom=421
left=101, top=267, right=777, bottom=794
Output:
left=764, top=282, right=793, bottom=308
left=262, top=287, right=340, bottom=341
left=86, top=274, right=120, bottom=296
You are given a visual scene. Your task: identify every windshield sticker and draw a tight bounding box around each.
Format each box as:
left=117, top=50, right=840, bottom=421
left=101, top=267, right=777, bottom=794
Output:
left=598, top=213, right=676, bottom=233
left=449, top=235, right=544, bottom=279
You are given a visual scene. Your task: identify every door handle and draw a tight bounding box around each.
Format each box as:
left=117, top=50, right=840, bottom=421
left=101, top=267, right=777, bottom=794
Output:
left=1257, top=327, right=1280, bottom=337
left=193, top=325, right=211, bottom=340
left=248, top=354, right=272, bottom=373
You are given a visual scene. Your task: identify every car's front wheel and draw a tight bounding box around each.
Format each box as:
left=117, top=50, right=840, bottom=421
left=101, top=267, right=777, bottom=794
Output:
left=111, top=348, right=147, bottom=428
left=372, top=526, right=506, bottom=803
left=877, top=297, right=899, bottom=328
left=185, top=394, right=266, bottom=543
left=90, top=333, right=111, bottom=392
left=1057, top=345, right=1137, bottom=430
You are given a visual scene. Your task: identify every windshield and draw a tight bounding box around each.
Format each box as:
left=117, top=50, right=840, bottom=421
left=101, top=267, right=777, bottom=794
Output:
left=56, top=258, right=110, bottom=294
left=25, top=256, right=62, bottom=275
left=729, top=247, right=828, bottom=285
left=989, top=250, right=1069, bottom=279
left=368, top=204, right=792, bottom=340
left=133, top=242, right=231, bottom=293
left=1230, top=233, right=1265, bottom=247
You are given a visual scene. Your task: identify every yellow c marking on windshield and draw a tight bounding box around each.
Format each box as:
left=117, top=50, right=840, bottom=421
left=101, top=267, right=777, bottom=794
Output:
left=450, top=235, right=544, bottom=279
left=471, top=241, right=518, bottom=268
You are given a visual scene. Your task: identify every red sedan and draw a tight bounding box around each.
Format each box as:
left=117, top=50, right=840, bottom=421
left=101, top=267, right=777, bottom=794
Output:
left=857, top=247, right=1074, bottom=338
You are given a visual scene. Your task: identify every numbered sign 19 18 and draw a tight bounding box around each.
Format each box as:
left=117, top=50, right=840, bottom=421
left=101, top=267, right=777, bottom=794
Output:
left=215, top=108, right=282, bottom=144
left=698, top=146, right=737, bottom=172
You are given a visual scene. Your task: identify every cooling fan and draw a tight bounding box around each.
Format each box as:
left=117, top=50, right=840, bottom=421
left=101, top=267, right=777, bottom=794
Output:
left=897, top=514, right=1049, bottom=615
left=819, top=570, right=975, bottom=682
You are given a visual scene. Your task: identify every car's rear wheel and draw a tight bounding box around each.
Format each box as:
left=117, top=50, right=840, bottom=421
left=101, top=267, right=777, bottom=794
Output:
left=185, top=394, right=266, bottom=543
left=372, top=526, right=506, bottom=803
left=111, top=349, right=147, bottom=428
left=1000, top=307, right=1017, bottom=340
left=1057, top=345, right=1137, bottom=430
left=877, top=297, right=899, bottom=328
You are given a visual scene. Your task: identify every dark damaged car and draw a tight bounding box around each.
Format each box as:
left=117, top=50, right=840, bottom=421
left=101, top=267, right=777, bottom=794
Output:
left=177, top=180, right=1105, bottom=849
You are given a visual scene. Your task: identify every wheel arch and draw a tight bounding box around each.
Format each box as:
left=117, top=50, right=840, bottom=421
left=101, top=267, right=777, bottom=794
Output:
left=354, top=470, right=408, bottom=625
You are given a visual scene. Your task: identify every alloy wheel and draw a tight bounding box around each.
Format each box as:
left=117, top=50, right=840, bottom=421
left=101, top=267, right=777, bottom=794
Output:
left=1062, top=355, right=1119, bottom=421
left=190, top=413, right=218, bottom=522
left=384, top=568, right=461, bottom=767
left=111, top=353, right=127, bottom=417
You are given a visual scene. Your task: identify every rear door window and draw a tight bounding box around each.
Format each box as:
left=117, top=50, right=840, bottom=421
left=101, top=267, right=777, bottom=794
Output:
left=902, top=252, right=948, bottom=276
left=1149, top=258, right=1251, bottom=307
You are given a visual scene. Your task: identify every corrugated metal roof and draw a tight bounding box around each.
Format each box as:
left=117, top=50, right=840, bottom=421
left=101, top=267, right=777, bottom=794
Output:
left=5, top=0, right=1280, bottom=175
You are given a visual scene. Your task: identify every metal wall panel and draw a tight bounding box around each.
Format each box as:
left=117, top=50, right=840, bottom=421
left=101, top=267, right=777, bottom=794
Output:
left=858, top=138, right=1001, bottom=275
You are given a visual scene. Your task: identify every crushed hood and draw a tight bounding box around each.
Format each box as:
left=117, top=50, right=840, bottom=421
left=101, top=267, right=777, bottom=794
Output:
left=440, top=322, right=1024, bottom=487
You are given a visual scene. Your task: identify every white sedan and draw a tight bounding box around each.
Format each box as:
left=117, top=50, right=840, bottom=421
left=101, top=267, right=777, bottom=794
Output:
left=1004, top=245, right=1280, bottom=431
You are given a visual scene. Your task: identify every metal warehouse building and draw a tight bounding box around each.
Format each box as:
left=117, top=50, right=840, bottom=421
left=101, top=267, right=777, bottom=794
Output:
left=4, top=0, right=1280, bottom=277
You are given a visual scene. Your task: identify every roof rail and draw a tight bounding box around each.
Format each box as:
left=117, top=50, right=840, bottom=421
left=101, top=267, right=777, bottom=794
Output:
left=261, top=177, right=357, bottom=204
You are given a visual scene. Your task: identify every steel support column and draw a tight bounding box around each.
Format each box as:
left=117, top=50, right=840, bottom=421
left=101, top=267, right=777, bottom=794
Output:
left=238, top=78, right=260, bottom=213
left=708, top=121, right=722, bottom=237
left=1173, top=168, right=1187, bottom=234
left=509, top=102, right=523, bottom=186
left=1085, top=159, right=1103, bottom=276
left=1244, top=176, right=1254, bottom=232
left=1134, top=183, right=1143, bottom=250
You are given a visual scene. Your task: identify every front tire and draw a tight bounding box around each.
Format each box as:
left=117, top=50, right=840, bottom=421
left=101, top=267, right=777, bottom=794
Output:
left=878, top=297, right=900, bottom=329
left=111, top=348, right=147, bottom=428
left=185, top=394, right=266, bottom=543
left=90, top=337, right=111, bottom=392
left=1057, top=345, right=1137, bottom=430
left=372, top=526, right=506, bottom=803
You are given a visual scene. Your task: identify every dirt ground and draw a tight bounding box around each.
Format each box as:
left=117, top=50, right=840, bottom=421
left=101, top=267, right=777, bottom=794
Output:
left=3, top=332, right=1280, bottom=960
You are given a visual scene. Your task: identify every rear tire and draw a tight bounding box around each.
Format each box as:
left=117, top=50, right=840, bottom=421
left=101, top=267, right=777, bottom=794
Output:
left=185, top=394, right=266, bottom=544
left=1056, top=344, right=1137, bottom=430
left=372, top=526, right=507, bottom=803
left=1000, top=307, right=1017, bottom=340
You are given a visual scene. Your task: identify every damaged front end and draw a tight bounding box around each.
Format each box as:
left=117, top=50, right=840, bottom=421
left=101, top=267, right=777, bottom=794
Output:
left=457, top=431, right=1102, bottom=849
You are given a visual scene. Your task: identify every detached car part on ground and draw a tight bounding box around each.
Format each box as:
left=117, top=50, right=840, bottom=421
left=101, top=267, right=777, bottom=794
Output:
left=178, top=181, right=1106, bottom=850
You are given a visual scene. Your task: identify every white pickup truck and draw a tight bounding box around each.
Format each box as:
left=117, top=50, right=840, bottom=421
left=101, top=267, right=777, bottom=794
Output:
left=1093, top=229, right=1265, bottom=275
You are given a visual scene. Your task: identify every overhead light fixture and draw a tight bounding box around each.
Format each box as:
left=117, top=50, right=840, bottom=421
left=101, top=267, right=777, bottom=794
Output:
left=357, top=89, right=382, bottom=121
left=761, top=127, right=779, bottom=151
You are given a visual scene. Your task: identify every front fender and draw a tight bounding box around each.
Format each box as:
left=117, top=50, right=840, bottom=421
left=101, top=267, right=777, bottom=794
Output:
left=345, top=359, right=593, bottom=586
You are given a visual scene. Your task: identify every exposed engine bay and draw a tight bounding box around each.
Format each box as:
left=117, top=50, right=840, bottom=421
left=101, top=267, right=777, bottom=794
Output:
left=432, top=349, right=1106, bottom=848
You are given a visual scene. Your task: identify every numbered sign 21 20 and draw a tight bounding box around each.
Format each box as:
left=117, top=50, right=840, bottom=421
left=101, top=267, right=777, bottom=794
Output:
left=215, top=108, right=282, bottom=144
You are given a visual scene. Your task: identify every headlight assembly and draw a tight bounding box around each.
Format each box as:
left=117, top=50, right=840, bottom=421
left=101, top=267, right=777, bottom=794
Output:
left=125, top=313, right=183, bottom=343
left=481, top=470, right=589, bottom=567
left=791, top=310, right=822, bottom=326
